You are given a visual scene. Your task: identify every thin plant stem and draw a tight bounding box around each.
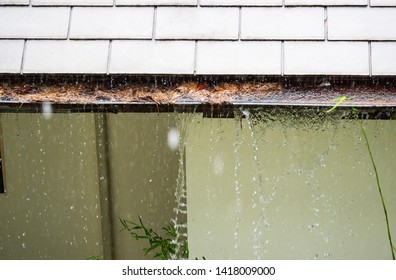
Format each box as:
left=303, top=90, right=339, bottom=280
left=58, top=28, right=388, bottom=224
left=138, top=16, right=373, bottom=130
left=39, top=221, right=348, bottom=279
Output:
left=326, top=98, right=395, bottom=260
left=354, top=110, right=395, bottom=260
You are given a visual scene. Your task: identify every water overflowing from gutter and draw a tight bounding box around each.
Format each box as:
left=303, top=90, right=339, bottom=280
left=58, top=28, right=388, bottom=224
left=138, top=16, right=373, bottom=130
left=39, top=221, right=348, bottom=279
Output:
left=185, top=107, right=395, bottom=260
left=1, top=75, right=396, bottom=259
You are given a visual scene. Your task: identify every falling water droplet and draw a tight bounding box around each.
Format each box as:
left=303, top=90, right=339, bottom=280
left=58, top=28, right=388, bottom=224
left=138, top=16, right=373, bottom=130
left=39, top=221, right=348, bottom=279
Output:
left=213, top=155, right=224, bottom=175
left=240, top=108, right=250, bottom=118
left=42, top=101, right=53, bottom=120
left=167, top=128, right=180, bottom=151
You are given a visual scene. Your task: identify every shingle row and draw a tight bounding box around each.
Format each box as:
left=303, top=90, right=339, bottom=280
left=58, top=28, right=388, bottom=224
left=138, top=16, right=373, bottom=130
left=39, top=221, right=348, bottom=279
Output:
left=1, top=40, right=396, bottom=75
left=1, top=7, right=396, bottom=40
left=0, top=4, right=395, bottom=76
left=5, top=0, right=396, bottom=6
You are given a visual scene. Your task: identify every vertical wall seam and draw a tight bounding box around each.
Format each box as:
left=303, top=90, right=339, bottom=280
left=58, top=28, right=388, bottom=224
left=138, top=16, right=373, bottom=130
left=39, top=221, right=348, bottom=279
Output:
left=113, top=0, right=116, bottom=7
left=0, top=119, right=6, bottom=194
left=281, top=40, right=285, bottom=76
left=94, top=114, right=115, bottom=260
left=238, top=7, right=242, bottom=41
left=152, top=7, right=157, bottom=41
left=29, top=0, right=32, bottom=7
left=20, top=39, right=27, bottom=74
left=369, top=41, right=372, bottom=76
left=67, top=7, right=73, bottom=40
left=107, top=40, right=112, bottom=75
left=193, top=40, right=198, bottom=75
left=324, top=7, right=328, bottom=41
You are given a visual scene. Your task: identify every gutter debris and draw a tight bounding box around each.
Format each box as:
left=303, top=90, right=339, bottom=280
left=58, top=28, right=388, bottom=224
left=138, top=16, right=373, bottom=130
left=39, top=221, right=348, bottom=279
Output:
left=0, top=81, right=284, bottom=104
left=0, top=76, right=396, bottom=113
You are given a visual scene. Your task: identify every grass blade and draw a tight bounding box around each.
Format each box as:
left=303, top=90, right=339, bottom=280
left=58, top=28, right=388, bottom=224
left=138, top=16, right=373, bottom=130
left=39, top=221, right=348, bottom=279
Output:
left=325, top=96, right=347, bottom=113
left=355, top=112, right=395, bottom=260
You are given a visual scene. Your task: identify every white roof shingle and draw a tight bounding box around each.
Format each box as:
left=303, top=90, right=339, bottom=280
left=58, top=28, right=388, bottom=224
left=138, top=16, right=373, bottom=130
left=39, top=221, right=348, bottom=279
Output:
left=372, top=43, right=396, bottom=76
left=241, top=8, right=324, bottom=40
left=116, top=0, right=198, bottom=5
left=284, top=41, right=369, bottom=75
left=155, top=7, right=239, bottom=40
left=0, top=7, right=70, bottom=39
left=32, top=0, right=113, bottom=6
left=0, top=40, right=24, bottom=73
left=200, top=0, right=282, bottom=6
left=0, top=0, right=29, bottom=5
left=285, top=0, right=367, bottom=5
left=328, top=8, right=396, bottom=40
left=69, top=7, right=154, bottom=39
left=23, top=40, right=109, bottom=73
left=196, top=41, right=281, bottom=75
left=110, top=41, right=195, bottom=74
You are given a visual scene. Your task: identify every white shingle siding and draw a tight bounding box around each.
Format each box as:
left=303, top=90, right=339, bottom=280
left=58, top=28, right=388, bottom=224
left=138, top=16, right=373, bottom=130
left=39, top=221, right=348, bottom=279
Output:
left=284, top=42, right=369, bottom=75
left=241, top=8, right=324, bottom=40
left=0, top=0, right=29, bottom=5
left=109, top=41, right=195, bottom=74
left=371, top=43, right=396, bottom=76
left=0, top=7, right=70, bottom=39
left=196, top=41, right=281, bottom=74
left=32, top=0, right=113, bottom=6
left=370, top=0, right=396, bottom=6
left=328, top=8, right=396, bottom=40
left=156, top=8, right=239, bottom=40
left=69, top=7, right=153, bottom=39
left=285, top=0, right=367, bottom=5
left=23, top=40, right=109, bottom=73
left=116, top=0, right=198, bottom=5
left=200, top=0, right=282, bottom=6
left=0, top=2, right=395, bottom=75
left=0, top=40, right=24, bottom=73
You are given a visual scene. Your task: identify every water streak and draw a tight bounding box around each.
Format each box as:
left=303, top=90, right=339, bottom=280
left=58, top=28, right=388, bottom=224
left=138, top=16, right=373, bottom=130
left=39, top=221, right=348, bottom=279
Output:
left=245, top=110, right=269, bottom=259
left=170, top=112, right=193, bottom=259
left=232, top=109, right=244, bottom=254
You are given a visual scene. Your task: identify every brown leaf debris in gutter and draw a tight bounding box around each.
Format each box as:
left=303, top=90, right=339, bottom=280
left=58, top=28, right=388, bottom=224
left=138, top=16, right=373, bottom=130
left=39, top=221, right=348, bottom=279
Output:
left=0, top=82, right=282, bottom=105
left=1, top=79, right=396, bottom=106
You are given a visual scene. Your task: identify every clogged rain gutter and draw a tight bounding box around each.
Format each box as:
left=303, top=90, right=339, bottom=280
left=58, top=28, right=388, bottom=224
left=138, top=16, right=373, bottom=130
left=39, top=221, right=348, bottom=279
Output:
left=0, top=76, right=396, bottom=117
